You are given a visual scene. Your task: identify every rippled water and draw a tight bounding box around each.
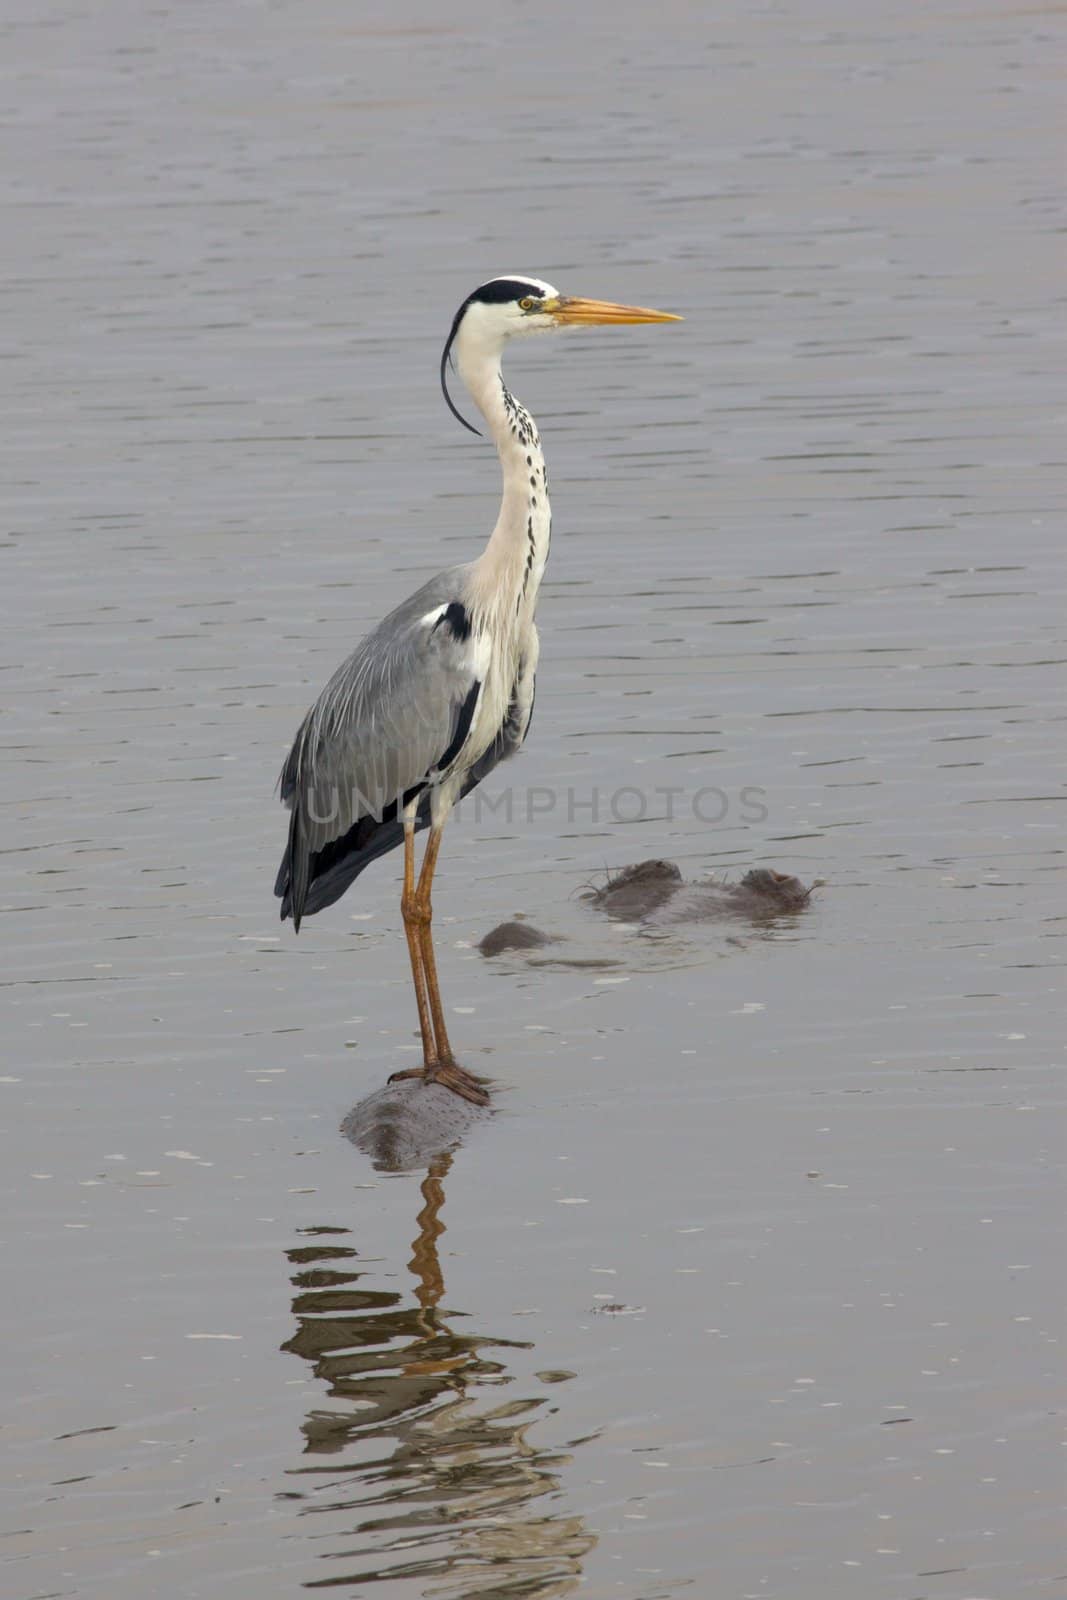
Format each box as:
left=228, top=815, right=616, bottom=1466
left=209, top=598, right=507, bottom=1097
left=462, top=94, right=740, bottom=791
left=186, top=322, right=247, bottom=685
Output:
left=4, top=2, right=1064, bottom=1597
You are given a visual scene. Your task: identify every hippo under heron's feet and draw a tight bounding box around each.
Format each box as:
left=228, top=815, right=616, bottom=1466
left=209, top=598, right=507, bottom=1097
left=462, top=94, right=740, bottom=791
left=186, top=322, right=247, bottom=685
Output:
left=388, top=1059, right=491, bottom=1108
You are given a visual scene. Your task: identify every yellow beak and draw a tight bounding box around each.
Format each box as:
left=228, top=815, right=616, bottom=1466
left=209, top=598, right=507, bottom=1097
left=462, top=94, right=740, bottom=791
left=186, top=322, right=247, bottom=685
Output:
left=547, top=295, right=682, bottom=326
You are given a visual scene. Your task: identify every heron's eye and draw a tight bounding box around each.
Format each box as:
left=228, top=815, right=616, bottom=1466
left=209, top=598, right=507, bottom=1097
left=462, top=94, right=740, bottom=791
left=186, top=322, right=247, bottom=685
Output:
left=518, top=296, right=536, bottom=311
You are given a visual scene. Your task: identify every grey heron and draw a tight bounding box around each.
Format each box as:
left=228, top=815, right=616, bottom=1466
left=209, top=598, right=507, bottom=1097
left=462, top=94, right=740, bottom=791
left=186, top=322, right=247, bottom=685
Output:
left=275, top=275, right=680, bottom=1104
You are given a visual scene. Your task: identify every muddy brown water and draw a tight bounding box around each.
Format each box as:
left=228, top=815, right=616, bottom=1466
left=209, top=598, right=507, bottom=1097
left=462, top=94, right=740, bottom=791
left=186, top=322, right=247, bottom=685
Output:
left=3, top=2, right=1064, bottom=1597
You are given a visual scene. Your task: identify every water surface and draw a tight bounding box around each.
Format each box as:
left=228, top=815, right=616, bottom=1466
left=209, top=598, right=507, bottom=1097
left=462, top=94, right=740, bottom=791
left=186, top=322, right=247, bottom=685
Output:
left=3, top=2, right=1064, bottom=1597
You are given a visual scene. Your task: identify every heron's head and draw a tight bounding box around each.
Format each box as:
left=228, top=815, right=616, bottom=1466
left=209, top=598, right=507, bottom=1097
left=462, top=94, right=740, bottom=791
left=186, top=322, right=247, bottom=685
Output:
left=441, top=274, right=680, bottom=433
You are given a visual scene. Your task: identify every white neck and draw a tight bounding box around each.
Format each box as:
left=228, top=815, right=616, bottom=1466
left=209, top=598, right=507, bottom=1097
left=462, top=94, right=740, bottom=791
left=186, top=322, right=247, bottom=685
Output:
left=456, top=335, right=552, bottom=626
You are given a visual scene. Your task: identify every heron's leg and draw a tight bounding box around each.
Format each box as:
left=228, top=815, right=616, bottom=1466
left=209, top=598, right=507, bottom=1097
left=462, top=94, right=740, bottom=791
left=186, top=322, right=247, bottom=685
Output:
left=413, top=825, right=454, bottom=1062
left=398, top=817, right=437, bottom=1067
left=412, top=825, right=490, bottom=1106
left=390, top=826, right=487, bottom=1105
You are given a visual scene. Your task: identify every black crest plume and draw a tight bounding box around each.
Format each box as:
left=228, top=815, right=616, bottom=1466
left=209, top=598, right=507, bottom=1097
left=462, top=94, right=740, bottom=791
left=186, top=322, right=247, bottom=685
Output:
left=439, top=301, right=482, bottom=437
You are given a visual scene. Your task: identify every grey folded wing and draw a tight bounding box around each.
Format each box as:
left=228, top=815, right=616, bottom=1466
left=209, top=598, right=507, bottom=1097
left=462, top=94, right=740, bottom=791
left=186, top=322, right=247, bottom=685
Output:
left=277, top=577, right=483, bottom=927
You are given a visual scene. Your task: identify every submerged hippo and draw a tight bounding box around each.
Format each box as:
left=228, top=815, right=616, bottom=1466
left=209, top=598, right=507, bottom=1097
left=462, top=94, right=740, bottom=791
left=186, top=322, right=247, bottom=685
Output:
left=477, top=921, right=559, bottom=957
left=582, top=858, right=683, bottom=919
left=343, top=1076, right=491, bottom=1172
left=478, top=860, right=815, bottom=954
left=588, top=861, right=814, bottom=923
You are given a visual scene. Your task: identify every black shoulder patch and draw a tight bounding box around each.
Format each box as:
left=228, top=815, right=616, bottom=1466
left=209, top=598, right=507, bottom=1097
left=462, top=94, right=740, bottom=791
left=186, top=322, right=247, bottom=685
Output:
left=432, top=601, right=472, bottom=642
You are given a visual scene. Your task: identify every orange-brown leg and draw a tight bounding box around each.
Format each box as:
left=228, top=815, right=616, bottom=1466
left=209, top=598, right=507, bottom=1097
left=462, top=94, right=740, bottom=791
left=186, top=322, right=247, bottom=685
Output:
left=413, top=826, right=453, bottom=1062
left=414, top=825, right=490, bottom=1106
left=389, top=823, right=489, bottom=1106
left=389, top=820, right=438, bottom=1083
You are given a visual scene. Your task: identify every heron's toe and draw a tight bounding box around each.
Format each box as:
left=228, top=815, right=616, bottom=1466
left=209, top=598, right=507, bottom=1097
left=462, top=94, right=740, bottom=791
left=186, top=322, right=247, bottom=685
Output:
left=431, top=1061, right=492, bottom=1107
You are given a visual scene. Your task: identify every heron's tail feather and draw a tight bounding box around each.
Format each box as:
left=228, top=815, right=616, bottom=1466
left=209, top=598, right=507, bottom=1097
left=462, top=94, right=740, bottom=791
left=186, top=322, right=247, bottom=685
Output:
left=275, top=802, right=430, bottom=928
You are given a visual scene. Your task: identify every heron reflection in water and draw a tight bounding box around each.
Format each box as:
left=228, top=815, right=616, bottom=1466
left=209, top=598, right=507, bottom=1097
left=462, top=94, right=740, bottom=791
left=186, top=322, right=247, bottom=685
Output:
left=280, top=1083, right=595, bottom=1595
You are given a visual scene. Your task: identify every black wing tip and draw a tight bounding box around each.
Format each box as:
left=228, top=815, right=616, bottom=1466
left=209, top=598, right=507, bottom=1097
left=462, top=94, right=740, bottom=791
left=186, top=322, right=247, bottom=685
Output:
left=276, top=873, right=301, bottom=931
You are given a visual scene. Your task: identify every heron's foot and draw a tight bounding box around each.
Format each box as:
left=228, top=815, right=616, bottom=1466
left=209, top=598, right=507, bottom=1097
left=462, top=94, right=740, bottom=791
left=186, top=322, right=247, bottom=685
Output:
left=387, top=1060, right=490, bottom=1107
left=432, top=1058, right=491, bottom=1107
